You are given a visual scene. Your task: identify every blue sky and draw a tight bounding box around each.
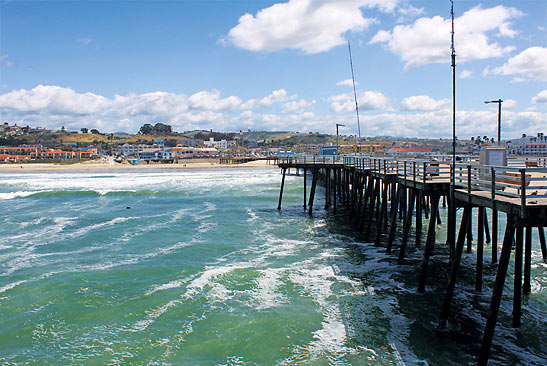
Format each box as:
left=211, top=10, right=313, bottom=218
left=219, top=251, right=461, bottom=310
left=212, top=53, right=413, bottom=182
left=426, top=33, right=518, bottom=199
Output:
left=0, top=0, right=545, bottom=139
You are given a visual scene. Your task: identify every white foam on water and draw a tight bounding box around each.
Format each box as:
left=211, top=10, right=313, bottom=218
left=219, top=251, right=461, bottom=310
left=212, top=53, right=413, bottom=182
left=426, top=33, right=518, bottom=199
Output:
left=146, top=276, right=191, bottom=296
left=65, top=216, right=134, bottom=239
left=253, top=268, right=288, bottom=309
left=130, top=298, right=183, bottom=332
left=246, top=208, right=259, bottom=223
left=184, top=265, right=244, bottom=302
left=0, top=279, right=27, bottom=293
left=0, top=191, right=45, bottom=200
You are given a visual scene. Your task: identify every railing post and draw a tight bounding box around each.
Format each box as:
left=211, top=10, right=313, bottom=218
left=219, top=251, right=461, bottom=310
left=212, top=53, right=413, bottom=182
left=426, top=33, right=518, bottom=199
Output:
left=520, top=169, right=526, bottom=217
left=423, top=162, right=426, bottom=184
left=467, top=165, right=472, bottom=200
left=413, top=161, right=416, bottom=188
left=491, top=167, right=496, bottom=202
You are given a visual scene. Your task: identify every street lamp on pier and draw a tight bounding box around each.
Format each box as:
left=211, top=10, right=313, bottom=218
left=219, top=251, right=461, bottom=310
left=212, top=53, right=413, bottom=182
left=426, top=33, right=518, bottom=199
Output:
left=484, top=99, right=503, bottom=146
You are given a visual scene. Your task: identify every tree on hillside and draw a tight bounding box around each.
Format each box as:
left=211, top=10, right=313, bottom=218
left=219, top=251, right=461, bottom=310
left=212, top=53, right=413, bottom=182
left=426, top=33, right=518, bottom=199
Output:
left=81, top=128, right=88, bottom=133
left=139, top=124, right=154, bottom=135
left=90, top=129, right=100, bottom=134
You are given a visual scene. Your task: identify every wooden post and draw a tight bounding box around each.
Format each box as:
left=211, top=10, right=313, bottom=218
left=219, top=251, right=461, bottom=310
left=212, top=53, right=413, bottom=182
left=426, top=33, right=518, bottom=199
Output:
left=277, top=168, right=286, bottom=210
left=477, top=221, right=516, bottom=366
left=484, top=210, right=491, bottom=244
left=466, top=209, right=473, bottom=253
left=375, top=180, right=389, bottom=246
left=387, top=184, right=401, bottom=254
left=538, top=227, right=547, bottom=263
left=476, top=207, right=485, bottom=292
left=308, top=169, right=318, bottom=215
left=415, top=191, right=422, bottom=247
left=418, top=194, right=439, bottom=293
left=523, top=226, right=532, bottom=293
left=513, top=226, right=523, bottom=328
left=303, top=168, right=307, bottom=209
left=492, top=209, right=498, bottom=263
left=439, top=205, right=471, bottom=329
left=364, top=178, right=379, bottom=242
left=333, top=168, right=337, bottom=214
left=325, top=168, right=330, bottom=210
left=398, top=189, right=416, bottom=264
left=358, top=175, right=372, bottom=232
left=354, top=174, right=365, bottom=226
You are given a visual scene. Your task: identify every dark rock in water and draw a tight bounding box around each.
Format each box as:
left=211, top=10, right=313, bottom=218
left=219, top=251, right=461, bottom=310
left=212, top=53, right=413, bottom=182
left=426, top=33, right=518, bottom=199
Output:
left=126, top=206, right=131, bottom=209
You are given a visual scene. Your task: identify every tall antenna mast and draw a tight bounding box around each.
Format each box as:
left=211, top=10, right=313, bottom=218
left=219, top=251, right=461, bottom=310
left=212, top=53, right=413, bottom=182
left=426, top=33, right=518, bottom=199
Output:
left=451, top=0, right=456, bottom=165
left=348, top=40, right=362, bottom=155
left=448, top=0, right=457, bottom=261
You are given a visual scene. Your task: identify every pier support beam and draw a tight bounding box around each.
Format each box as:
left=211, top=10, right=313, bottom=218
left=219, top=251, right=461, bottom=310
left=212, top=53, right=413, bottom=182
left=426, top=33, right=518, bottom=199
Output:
left=513, top=227, right=523, bottom=328
left=365, top=178, right=379, bottom=242
left=415, top=191, right=422, bottom=247
left=277, top=168, right=286, bottom=210
left=439, top=205, right=472, bottom=329
left=308, top=169, right=318, bottom=215
left=523, top=226, right=532, bottom=293
left=539, top=227, right=547, bottom=263
left=375, top=179, right=389, bottom=246
left=387, top=184, right=401, bottom=254
left=303, top=168, right=307, bottom=209
left=418, top=194, right=439, bottom=293
left=477, top=221, right=516, bottom=366
left=398, top=189, right=416, bottom=264
left=476, top=207, right=485, bottom=292
left=492, top=209, right=498, bottom=263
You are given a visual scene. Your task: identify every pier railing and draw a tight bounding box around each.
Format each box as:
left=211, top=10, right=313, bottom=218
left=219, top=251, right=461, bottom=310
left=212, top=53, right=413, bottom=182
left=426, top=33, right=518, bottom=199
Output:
left=342, top=156, right=547, bottom=213
left=277, top=155, right=340, bottom=164
left=278, top=154, right=547, bottom=211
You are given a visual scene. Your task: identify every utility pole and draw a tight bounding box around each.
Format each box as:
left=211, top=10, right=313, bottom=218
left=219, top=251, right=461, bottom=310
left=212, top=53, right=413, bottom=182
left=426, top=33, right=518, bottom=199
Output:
left=336, top=123, right=345, bottom=156
left=485, top=99, right=503, bottom=146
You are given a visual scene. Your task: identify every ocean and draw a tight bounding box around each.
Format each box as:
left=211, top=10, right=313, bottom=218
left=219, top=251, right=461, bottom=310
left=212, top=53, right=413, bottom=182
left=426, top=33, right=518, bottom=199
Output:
left=0, top=167, right=545, bottom=365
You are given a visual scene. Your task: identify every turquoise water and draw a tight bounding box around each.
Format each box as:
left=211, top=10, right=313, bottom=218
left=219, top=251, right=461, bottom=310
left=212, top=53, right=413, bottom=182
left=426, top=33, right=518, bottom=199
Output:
left=0, top=167, right=545, bottom=365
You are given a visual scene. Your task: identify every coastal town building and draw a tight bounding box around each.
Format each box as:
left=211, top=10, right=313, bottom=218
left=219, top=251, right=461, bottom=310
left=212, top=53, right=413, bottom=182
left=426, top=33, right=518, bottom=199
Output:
left=203, top=138, right=228, bottom=149
left=506, top=134, right=547, bottom=155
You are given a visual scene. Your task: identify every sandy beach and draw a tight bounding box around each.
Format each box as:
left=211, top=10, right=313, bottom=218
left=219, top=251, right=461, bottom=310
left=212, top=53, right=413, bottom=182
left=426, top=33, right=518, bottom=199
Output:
left=0, top=157, right=274, bottom=171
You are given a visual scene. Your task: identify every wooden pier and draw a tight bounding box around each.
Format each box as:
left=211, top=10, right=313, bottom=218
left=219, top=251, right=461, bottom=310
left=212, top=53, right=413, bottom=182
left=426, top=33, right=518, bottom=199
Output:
left=277, top=155, right=547, bottom=366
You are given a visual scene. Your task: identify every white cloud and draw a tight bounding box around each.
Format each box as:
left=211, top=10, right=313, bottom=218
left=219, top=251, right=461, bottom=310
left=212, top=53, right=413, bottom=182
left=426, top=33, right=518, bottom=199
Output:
left=240, top=99, right=256, bottom=109
left=0, top=85, right=109, bottom=115
left=329, top=90, right=388, bottom=112
left=259, top=89, right=293, bottom=107
left=491, top=47, right=547, bottom=82
left=1, top=84, right=544, bottom=139
left=336, top=78, right=358, bottom=87
left=503, top=99, right=517, bottom=109
left=225, top=0, right=396, bottom=54
left=396, top=4, right=424, bottom=23
left=4, top=61, right=14, bottom=68
left=532, top=90, right=547, bottom=104
left=188, top=90, right=242, bottom=111
left=400, top=95, right=449, bottom=111
left=460, top=69, right=472, bottom=79
left=370, top=5, right=522, bottom=68
left=282, top=98, right=316, bottom=113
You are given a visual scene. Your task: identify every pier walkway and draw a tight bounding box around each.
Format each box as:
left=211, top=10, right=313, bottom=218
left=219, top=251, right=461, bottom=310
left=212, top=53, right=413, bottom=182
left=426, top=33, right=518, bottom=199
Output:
left=277, top=154, right=547, bottom=366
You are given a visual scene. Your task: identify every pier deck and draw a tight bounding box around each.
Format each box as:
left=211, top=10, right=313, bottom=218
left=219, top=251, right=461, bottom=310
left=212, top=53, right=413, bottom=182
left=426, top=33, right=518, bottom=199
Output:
left=276, top=154, right=547, bottom=366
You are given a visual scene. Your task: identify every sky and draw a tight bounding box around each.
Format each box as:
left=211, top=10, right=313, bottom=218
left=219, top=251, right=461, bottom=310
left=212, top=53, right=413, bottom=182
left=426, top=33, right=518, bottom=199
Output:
left=0, top=0, right=545, bottom=140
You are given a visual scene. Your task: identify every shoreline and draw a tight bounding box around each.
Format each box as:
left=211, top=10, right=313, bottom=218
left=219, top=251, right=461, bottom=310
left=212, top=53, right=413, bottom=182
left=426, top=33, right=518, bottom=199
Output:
left=0, top=158, right=275, bottom=172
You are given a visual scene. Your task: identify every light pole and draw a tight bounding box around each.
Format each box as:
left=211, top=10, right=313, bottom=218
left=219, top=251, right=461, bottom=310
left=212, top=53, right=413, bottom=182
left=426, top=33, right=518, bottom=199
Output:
left=336, top=123, right=345, bottom=156
left=484, top=99, right=503, bottom=146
